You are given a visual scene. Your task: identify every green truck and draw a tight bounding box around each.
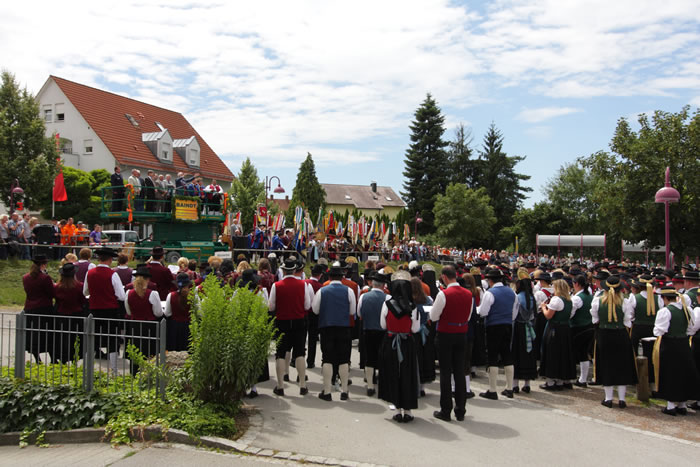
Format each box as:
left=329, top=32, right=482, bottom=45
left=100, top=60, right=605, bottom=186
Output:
left=99, top=187, right=230, bottom=263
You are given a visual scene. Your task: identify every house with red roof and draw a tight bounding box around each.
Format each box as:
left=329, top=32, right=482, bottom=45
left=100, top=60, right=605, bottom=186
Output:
left=36, top=76, right=234, bottom=190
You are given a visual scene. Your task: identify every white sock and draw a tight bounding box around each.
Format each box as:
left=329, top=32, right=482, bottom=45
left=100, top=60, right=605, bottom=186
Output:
left=275, top=358, right=286, bottom=389
left=322, top=363, right=333, bottom=394
left=451, top=374, right=455, bottom=392
left=505, top=365, right=514, bottom=391
left=617, top=385, right=626, bottom=402
left=404, top=409, right=412, bottom=416
left=546, top=379, right=555, bottom=386
left=251, top=385, right=257, bottom=392
left=295, top=356, right=306, bottom=389
left=339, top=364, right=349, bottom=393
left=466, top=375, right=471, bottom=392
left=603, top=386, right=613, bottom=401
left=667, top=401, right=677, bottom=409
left=488, top=366, right=498, bottom=392
left=579, top=361, right=590, bottom=383
left=365, top=367, right=375, bottom=390
left=679, top=401, right=687, bottom=408
left=285, top=351, right=292, bottom=375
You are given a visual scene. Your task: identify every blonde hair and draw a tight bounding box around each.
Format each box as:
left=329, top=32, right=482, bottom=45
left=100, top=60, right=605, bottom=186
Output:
left=132, top=276, right=149, bottom=298
left=62, top=253, right=78, bottom=265
left=236, top=261, right=251, bottom=274
left=532, top=269, right=543, bottom=279
left=601, top=287, right=624, bottom=308
left=208, top=256, right=222, bottom=269
left=177, top=257, right=189, bottom=269
left=552, top=279, right=570, bottom=299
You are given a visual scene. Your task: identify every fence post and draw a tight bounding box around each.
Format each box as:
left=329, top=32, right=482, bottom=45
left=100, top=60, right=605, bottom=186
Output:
left=14, top=311, right=26, bottom=379
left=636, top=356, right=650, bottom=402
left=83, top=314, right=95, bottom=392
left=158, top=319, right=167, bottom=398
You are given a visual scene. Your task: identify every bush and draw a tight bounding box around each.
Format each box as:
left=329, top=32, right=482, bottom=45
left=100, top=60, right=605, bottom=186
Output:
left=188, top=276, right=277, bottom=404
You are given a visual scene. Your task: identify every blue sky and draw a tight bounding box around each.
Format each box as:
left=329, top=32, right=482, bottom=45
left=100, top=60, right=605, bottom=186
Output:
left=2, top=0, right=699, bottom=206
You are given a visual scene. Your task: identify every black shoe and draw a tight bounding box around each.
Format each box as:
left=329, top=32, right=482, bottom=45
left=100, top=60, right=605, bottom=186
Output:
left=318, top=391, right=332, bottom=401
left=347, top=379, right=353, bottom=386
left=367, top=388, right=376, bottom=397
left=676, top=407, right=688, bottom=416
left=662, top=407, right=677, bottom=416
left=273, top=387, right=285, bottom=396
left=471, top=371, right=476, bottom=378
left=433, top=410, right=452, bottom=422
left=618, top=400, right=627, bottom=409
left=340, top=392, right=349, bottom=401
left=522, top=386, right=531, bottom=394
left=689, top=402, right=700, bottom=411
left=501, top=389, right=514, bottom=399
left=393, top=413, right=404, bottom=423
left=465, top=391, right=475, bottom=399
left=512, top=386, right=520, bottom=394
left=403, top=414, right=415, bottom=423
left=300, top=387, right=308, bottom=396
left=307, top=363, right=316, bottom=369
left=283, top=374, right=290, bottom=382
left=601, top=400, right=613, bottom=408
left=479, top=391, right=498, bottom=400
left=562, top=383, right=573, bottom=390
left=246, top=390, right=258, bottom=399
left=540, top=383, right=556, bottom=391
left=419, top=390, right=426, bottom=397
left=455, top=412, right=465, bottom=422
left=574, top=381, right=588, bottom=388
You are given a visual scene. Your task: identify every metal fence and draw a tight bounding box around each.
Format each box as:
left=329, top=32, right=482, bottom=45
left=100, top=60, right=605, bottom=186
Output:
left=0, top=311, right=166, bottom=396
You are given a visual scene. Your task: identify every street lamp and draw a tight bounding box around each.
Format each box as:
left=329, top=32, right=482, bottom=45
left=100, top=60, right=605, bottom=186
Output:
left=414, top=211, right=422, bottom=241
left=654, top=167, right=680, bottom=269
left=264, top=176, right=285, bottom=227
left=9, top=179, right=24, bottom=215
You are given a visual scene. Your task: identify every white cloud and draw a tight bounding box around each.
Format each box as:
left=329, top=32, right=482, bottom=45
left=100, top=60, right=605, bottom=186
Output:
left=517, top=107, right=581, bottom=123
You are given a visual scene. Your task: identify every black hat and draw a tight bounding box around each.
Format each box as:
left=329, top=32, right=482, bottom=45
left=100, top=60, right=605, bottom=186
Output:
left=551, top=271, right=565, bottom=281
left=176, top=272, right=191, bottom=289
left=94, top=247, right=118, bottom=258
left=538, top=272, right=552, bottom=283
left=657, top=285, right=678, bottom=298
left=593, top=270, right=610, bottom=281
left=484, top=269, right=504, bottom=280
left=604, top=275, right=621, bottom=290
left=152, top=246, right=165, bottom=257
left=311, top=264, right=326, bottom=276
left=372, top=272, right=390, bottom=284
left=281, top=257, right=298, bottom=271
left=295, top=258, right=305, bottom=271
left=683, top=270, right=700, bottom=281
left=672, top=273, right=684, bottom=283
left=59, top=262, right=76, bottom=277
left=681, top=263, right=695, bottom=271
left=134, top=264, right=151, bottom=278
left=32, top=254, right=49, bottom=265
left=328, top=266, right=345, bottom=278
left=525, top=262, right=537, bottom=269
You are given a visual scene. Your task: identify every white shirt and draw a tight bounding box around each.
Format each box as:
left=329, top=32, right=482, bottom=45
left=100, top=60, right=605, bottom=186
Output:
left=125, top=289, right=163, bottom=318
left=546, top=296, right=579, bottom=319
left=83, top=263, right=126, bottom=302
left=534, top=287, right=553, bottom=308
left=429, top=282, right=463, bottom=322
left=626, top=291, right=664, bottom=320
left=380, top=304, right=420, bottom=333
left=477, top=282, right=519, bottom=320
left=268, top=275, right=312, bottom=312
left=653, top=302, right=699, bottom=336
left=357, top=289, right=390, bottom=317
left=591, top=295, right=633, bottom=328
left=311, top=280, right=356, bottom=316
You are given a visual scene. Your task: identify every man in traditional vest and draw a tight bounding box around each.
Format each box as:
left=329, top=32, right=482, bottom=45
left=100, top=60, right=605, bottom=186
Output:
left=83, top=247, right=126, bottom=374
left=357, top=271, right=389, bottom=396
left=147, top=246, right=175, bottom=300
left=269, top=257, right=311, bottom=396
left=477, top=269, right=518, bottom=400
left=312, top=265, right=356, bottom=401
left=430, top=265, right=473, bottom=421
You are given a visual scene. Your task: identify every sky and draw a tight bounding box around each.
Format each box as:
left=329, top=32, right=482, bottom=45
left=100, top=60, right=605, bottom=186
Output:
left=2, top=0, right=699, bottom=206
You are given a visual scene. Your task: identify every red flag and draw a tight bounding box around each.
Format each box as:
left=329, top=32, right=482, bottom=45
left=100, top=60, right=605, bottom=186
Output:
left=53, top=170, right=67, bottom=202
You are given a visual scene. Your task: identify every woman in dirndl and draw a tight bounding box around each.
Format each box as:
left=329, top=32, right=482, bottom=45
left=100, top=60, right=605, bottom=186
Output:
left=590, top=275, right=637, bottom=408
left=570, top=274, right=595, bottom=387
left=53, top=262, right=86, bottom=363
left=539, top=279, right=577, bottom=390
left=125, top=265, right=163, bottom=375
left=164, top=272, right=192, bottom=351
left=378, top=271, right=420, bottom=423
left=511, top=268, right=538, bottom=394
left=411, top=277, right=434, bottom=396
left=461, top=272, right=481, bottom=398
left=653, top=285, right=700, bottom=416
left=22, top=254, right=55, bottom=363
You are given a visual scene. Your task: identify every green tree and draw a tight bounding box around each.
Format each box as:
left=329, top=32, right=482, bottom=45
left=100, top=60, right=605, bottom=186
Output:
left=543, top=161, right=600, bottom=235
left=433, top=184, right=496, bottom=249
left=448, top=123, right=478, bottom=188
left=476, top=123, right=532, bottom=245
left=505, top=202, right=570, bottom=254
left=287, top=153, right=325, bottom=224
left=401, top=93, right=450, bottom=235
left=229, top=158, right=264, bottom=233
left=39, top=166, right=102, bottom=225
left=0, top=71, right=58, bottom=209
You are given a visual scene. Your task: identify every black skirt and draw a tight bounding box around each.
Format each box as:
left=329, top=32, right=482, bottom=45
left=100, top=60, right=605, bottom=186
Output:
left=378, top=333, right=419, bottom=410
left=512, top=321, right=538, bottom=380
left=594, top=328, right=638, bottom=386
left=53, top=313, right=85, bottom=363
left=127, top=319, right=159, bottom=358
left=470, top=317, right=487, bottom=367
left=571, top=324, right=595, bottom=363
left=657, top=336, right=700, bottom=402
left=92, top=308, right=124, bottom=353
left=166, top=319, right=190, bottom=351
left=24, top=306, right=55, bottom=360
left=540, top=322, right=576, bottom=381
left=534, top=312, right=547, bottom=362
left=364, top=329, right=385, bottom=369
left=414, top=323, right=436, bottom=383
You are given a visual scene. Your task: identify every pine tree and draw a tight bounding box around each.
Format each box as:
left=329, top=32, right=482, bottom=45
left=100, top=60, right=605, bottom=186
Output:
left=448, top=123, right=478, bottom=188
left=229, top=157, right=264, bottom=233
left=0, top=71, right=58, bottom=209
left=476, top=123, right=532, bottom=245
left=287, top=153, right=325, bottom=223
left=401, top=93, right=450, bottom=234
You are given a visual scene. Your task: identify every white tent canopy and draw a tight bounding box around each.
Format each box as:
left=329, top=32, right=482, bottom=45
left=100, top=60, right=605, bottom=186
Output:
left=621, top=241, right=666, bottom=253
left=536, top=234, right=606, bottom=248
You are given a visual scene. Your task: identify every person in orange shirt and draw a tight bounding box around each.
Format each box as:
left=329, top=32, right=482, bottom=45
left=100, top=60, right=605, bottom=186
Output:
left=61, top=218, right=76, bottom=246
left=74, top=222, right=90, bottom=245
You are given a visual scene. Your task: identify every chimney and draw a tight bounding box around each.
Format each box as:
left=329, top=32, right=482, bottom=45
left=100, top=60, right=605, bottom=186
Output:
left=370, top=181, right=377, bottom=193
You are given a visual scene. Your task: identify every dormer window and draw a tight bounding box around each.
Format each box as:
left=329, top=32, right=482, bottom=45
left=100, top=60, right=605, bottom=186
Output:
left=345, top=195, right=352, bottom=200
left=174, top=136, right=200, bottom=167
left=162, top=142, right=171, bottom=161
left=142, top=128, right=173, bottom=163
left=189, top=148, right=199, bottom=166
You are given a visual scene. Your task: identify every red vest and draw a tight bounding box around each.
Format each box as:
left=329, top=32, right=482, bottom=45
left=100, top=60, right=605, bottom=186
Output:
left=87, top=266, right=118, bottom=310
left=386, top=311, right=412, bottom=334
left=437, top=286, right=472, bottom=334
left=147, top=262, right=175, bottom=300
left=54, top=282, right=85, bottom=315
left=274, top=277, right=306, bottom=320
left=76, top=261, right=91, bottom=283
left=168, top=291, right=190, bottom=323
left=23, top=272, right=54, bottom=310
left=127, top=290, right=158, bottom=321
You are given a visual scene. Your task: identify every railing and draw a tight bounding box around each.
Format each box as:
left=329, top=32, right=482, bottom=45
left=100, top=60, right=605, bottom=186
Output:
left=0, top=311, right=166, bottom=396
left=100, top=186, right=225, bottom=222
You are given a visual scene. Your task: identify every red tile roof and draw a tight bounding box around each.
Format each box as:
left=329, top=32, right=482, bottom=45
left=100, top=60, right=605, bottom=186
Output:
left=51, top=76, right=234, bottom=181
left=269, top=194, right=291, bottom=213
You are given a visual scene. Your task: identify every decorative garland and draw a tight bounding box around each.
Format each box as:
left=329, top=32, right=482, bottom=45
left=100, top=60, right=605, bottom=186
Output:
left=125, top=184, right=135, bottom=222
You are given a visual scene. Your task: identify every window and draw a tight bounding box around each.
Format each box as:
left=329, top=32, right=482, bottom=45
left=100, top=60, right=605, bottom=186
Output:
left=161, top=142, right=170, bottom=160
left=125, top=232, right=140, bottom=243
left=55, top=103, right=64, bottom=122
left=385, top=196, right=392, bottom=201
left=61, top=139, right=72, bottom=154
left=344, top=195, right=352, bottom=200
left=83, top=139, right=93, bottom=154
left=43, top=105, right=52, bottom=122
left=125, top=113, right=139, bottom=128
left=189, top=148, right=199, bottom=166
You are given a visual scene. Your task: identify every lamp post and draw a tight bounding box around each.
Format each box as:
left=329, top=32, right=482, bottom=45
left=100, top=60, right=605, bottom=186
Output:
left=264, top=176, right=285, bottom=226
left=414, top=211, right=422, bottom=241
left=654, top=167, right=680, bottom=269
left=9, top=179, right=24, bottom=216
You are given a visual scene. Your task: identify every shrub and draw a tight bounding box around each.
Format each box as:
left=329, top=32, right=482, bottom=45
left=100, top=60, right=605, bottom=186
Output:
left=188, top=276, right=277, bottom=404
